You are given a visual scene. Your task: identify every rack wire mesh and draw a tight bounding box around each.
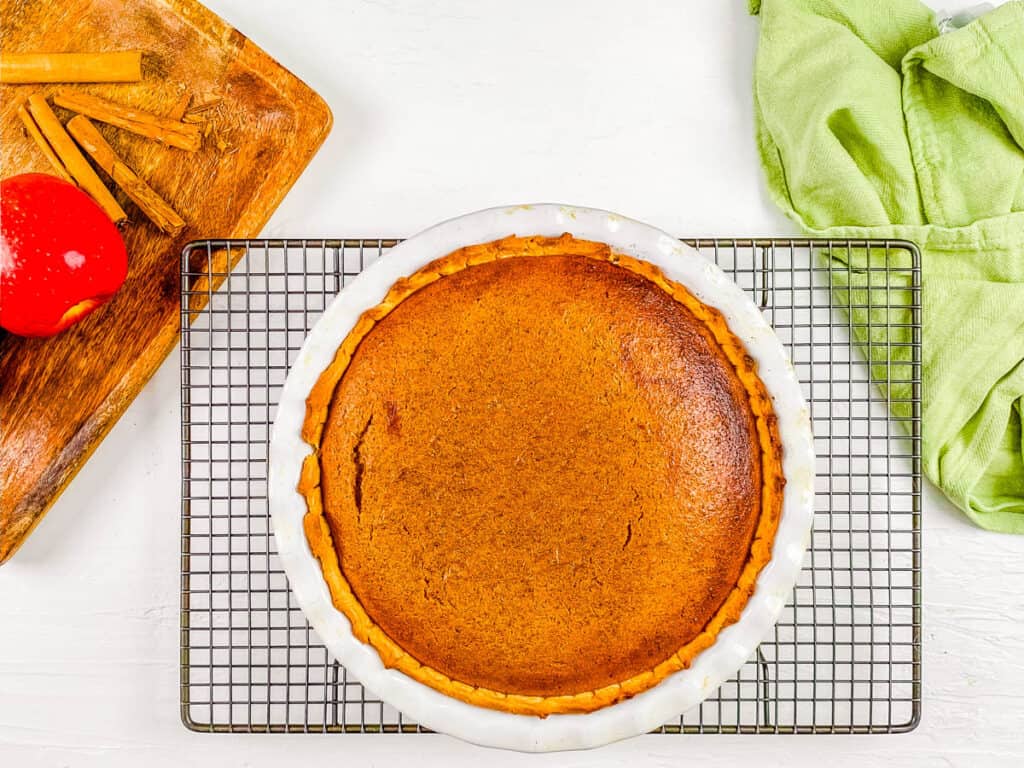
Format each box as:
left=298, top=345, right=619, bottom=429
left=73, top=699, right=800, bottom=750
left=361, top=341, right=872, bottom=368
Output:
left=180, top=237, right=921, bottom=735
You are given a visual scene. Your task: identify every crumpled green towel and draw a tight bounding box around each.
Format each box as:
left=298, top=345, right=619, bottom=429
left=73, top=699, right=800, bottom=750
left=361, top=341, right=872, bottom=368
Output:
left=752, top=0, right=1024, bottom=532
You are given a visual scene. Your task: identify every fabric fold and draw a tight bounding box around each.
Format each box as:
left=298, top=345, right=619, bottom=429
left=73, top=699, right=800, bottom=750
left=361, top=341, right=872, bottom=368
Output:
left=752, top=0, right=1024, bottom=532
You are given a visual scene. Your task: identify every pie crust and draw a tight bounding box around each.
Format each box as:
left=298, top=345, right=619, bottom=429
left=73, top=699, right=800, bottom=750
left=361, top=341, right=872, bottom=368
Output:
left=298, top=234, right=784, bottom=716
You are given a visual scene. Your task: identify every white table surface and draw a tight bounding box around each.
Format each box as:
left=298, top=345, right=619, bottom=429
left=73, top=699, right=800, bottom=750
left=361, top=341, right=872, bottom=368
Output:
left=3, top=1, right=1023, bottom=766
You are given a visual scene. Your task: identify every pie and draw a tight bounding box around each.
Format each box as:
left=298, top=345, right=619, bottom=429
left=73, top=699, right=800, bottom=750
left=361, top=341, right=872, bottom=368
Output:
left=298, top=234, right=784, bottom=716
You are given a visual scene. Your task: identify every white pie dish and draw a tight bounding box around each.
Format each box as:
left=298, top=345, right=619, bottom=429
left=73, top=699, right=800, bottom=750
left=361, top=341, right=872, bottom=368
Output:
left=268, top=203, right=815, bottom=752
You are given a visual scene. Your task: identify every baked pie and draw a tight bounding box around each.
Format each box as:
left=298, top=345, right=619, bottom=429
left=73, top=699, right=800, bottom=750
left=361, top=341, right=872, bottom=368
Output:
left=299, top=234, right=784, bottom=716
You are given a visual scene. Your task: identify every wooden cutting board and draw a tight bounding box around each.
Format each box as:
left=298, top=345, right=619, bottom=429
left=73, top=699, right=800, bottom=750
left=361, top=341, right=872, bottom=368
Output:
left=0, top=0, right=332, bottom=563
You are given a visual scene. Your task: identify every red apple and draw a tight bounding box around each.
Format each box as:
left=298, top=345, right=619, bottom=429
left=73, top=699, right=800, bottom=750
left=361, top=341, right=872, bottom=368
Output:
left=0, top=173, right=128, bottom=338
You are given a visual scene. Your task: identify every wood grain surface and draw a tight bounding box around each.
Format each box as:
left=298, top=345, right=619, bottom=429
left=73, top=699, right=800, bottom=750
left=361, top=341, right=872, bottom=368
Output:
left=0, top=0, right=332, bottom=563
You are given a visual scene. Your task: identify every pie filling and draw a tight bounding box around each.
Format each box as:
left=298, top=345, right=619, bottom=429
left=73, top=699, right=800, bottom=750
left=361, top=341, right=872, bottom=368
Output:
left=299, top=234, right=784, bottom=716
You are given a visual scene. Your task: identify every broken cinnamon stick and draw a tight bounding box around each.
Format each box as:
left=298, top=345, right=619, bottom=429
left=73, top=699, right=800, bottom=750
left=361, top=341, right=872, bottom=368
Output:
left=52, top=90, right=202, bottom=151
left=67, top=115, right=186, bottom=237
left=25, top=94, right=126, bottom=223
left=185, top=97, right=222, bottom=115
left=0, top=51, right=142, bottom=83
left=17, top=103, right=76, bottom=185
left=168, top=92, right=191, bottom=122
left=168, top=91, right=191, bottom=122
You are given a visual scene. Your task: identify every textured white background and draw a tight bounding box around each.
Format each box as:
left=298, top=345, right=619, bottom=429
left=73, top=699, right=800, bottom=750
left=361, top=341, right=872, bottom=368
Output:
left=2, top=1, right=1022, bottom=766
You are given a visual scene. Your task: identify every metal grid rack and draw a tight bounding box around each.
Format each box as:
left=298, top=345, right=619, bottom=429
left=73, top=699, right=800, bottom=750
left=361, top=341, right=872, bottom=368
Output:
left=180, top=237, right=921, bottom=735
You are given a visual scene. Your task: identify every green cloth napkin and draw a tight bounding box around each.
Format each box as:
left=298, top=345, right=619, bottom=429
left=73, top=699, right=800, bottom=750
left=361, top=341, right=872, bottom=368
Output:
left=751, top=0, right=1024, bottom=532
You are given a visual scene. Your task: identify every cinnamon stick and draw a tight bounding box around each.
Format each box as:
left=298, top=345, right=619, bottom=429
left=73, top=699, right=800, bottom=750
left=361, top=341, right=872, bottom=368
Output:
left=168, top=91, right=191, bottom=122
left=17, top=104, right=76, bottom=185
left=0, top=52, right=142, bottom=84
left=52, top=90, right=202, bottom=151
left=67, top=115, right=186, bottom=237
left=25, top=95, right=126, bottom=223
left=185, top=97, right=222, bottom=115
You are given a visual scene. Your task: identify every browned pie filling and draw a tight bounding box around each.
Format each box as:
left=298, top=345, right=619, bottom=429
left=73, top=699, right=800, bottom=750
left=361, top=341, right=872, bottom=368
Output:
left=299, top=234, right=784, bottom=715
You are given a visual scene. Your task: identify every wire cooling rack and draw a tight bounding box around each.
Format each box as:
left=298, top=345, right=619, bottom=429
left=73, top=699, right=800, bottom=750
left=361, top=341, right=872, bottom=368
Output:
left=180, top=237, right=921, bottom=735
